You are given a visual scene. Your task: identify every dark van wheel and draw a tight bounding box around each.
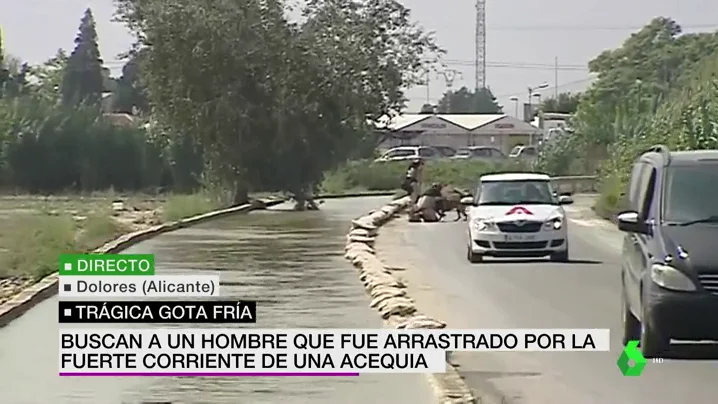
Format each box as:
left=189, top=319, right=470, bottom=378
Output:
left=550, top=248, right=569, bottom=262
left=467, top=247, right=483, bottom=263
left=639, top=304, right=670, bottom=358
left=621, top=292, right=640, bottom=345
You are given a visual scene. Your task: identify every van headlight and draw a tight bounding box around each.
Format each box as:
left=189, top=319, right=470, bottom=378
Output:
left=650, top=264, right=696, bottom=291
left=544, top=216, right=563, bottom=229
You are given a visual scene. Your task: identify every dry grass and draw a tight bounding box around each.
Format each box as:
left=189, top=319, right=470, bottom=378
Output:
left=0, top=191, right=227, bottom=282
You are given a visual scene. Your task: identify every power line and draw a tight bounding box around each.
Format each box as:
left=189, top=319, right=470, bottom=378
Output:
left=443, top=61, right=586, bottom=71
left=427, top=58, right=588, bottom=71
left=410, top=77, right=595, bottom=105
left=486, top=23, right=718, bottom=31
left=440, top=58, right=585, bottom=68
left=492, top=77, right=595, bottom=99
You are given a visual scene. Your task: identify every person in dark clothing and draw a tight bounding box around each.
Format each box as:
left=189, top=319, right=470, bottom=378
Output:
left=401, top=159, right=424, bottom=203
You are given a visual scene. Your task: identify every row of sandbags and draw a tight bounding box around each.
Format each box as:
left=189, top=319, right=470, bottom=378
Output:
left=344, top=196, right=445, bottom=326
left=343, top=196, right=476, bottom=403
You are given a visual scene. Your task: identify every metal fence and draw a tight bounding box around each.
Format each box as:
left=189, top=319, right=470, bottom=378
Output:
left=551, top=175, right=598, bottom=194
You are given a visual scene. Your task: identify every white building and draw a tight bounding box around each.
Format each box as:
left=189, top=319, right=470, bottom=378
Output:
left=375, top=113, right=542, bottom=155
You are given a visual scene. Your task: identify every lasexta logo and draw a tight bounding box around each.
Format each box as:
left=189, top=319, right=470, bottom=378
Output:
left=617, top=340, right=647, bottom=376
left=505, top=206, right=533, bottom=215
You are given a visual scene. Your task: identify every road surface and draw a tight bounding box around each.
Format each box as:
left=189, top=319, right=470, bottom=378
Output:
left=0, top=197, right=433, bottom=404
left=377, top=197, right=718, bottom=404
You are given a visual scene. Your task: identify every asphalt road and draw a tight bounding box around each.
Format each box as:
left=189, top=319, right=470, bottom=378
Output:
left=380, top=202, right=718, bottom=404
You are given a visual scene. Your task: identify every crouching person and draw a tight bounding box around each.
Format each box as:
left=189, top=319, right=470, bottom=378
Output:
left=409, top=183, right=444, bottom=222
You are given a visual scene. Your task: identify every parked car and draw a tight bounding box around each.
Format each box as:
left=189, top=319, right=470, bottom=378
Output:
left=509, top=145, right=538, bottom=159
left=432, top=145, right=457, bottom=158
left=618, top=145, right=718, bottom=358
left=452, top=146, right=506, bottom=160
left=374, top=146, right=440, bottom=162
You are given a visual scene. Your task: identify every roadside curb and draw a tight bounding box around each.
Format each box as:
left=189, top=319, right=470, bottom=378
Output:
left=0, top=197, right=285, bottom=328
left=344, top=198, right=475, bottom=403
left=316, top=191, right=398, bottom=199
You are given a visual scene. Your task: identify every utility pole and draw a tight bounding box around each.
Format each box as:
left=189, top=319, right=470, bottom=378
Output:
left=475, top=0, right=486, bottom=91
left=438, top=69, right=462, bottom=113
left=421, top=68, right=431, bottom=105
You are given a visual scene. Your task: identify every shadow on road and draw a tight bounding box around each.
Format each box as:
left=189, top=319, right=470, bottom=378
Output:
left=456, top=369, right=541, bottom=404
left=477, top=258, right=603, bottom=265
left=665, top=343, right=718, bottom=360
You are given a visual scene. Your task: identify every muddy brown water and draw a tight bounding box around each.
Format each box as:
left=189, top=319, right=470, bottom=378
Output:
left=0, top=197, right=434, bottom=404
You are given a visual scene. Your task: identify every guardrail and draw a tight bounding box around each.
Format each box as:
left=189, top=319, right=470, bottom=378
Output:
left=551, top=175, right=599, bottom=195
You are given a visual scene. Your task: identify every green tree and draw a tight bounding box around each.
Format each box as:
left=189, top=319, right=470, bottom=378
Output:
left=419, top=103, right=435, bottom=114
left=536, top=16, right=718, bottom=215
left=62, top=8, right=105, bottom=106
left=437, top=86, right=502, bottom=113
left=29, top=50, right=68, bottom=102
left=572, top=17, right=718, bottom=148
left=114, top=0, right=440, bottom=207
left=0, top=30, right=7, bottom=96
left=112, top=51, right=148, bottom=114
left=540, top=92, right=581, bottom=114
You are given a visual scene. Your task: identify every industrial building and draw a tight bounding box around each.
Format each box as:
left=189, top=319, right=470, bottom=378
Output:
left=375, top=113, right=542, bottom=155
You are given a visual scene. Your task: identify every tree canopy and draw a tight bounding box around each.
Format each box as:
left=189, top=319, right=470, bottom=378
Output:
left=537, top=17, right=718, bottom=216
left=112, top=50, right=148, bottom=114
left=435, top=86, right=502, bottom=114
left=572, top=17, right=718, bottom=147
left=113, top=0, right=441, bottom=205
left=540, top=92, right=581, bottom=114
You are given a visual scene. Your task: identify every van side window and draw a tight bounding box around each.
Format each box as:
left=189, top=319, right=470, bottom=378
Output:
left=643, top=167, right=658, bottom=219
left=637, top=166, right=657, bottom=218
left=627, top=162, right=647, bottom=211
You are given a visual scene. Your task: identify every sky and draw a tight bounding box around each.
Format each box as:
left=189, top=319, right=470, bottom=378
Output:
left=2, top=0, right=717, bottom=116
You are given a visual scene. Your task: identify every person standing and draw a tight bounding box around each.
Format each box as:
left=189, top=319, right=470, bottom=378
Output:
left=401, top=159, right=424, bottom=220
left=402, top=159, right=424, bottom=204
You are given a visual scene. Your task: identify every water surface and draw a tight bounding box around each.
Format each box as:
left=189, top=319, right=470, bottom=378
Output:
left=0, top=197, right=434, bottom=403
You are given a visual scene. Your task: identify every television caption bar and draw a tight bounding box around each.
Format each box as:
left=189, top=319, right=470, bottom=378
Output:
left=58, top=300, right=256, bottom=323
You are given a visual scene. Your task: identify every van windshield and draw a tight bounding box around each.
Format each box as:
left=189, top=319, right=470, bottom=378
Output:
left=478, top=180, right=557, bottom=205
left=663, top=164, right=718, bottom=223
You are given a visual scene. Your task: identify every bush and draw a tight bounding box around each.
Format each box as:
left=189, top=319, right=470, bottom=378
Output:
left=162, top=191, right=224, bottom=221
left=590, top=54, right=718, bottom=214
left=0, top=97, right=202, bottom=194
left=320, top=159, right=535, bottom=193
left=592, top=173, right=627, bottom=221
left=77, top=210, right=132, bottom=250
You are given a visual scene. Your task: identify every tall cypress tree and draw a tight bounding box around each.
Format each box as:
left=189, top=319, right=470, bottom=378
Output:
left=62, top=8, right=104, bottom=106
left=0, top=28, right=9, bottom=97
